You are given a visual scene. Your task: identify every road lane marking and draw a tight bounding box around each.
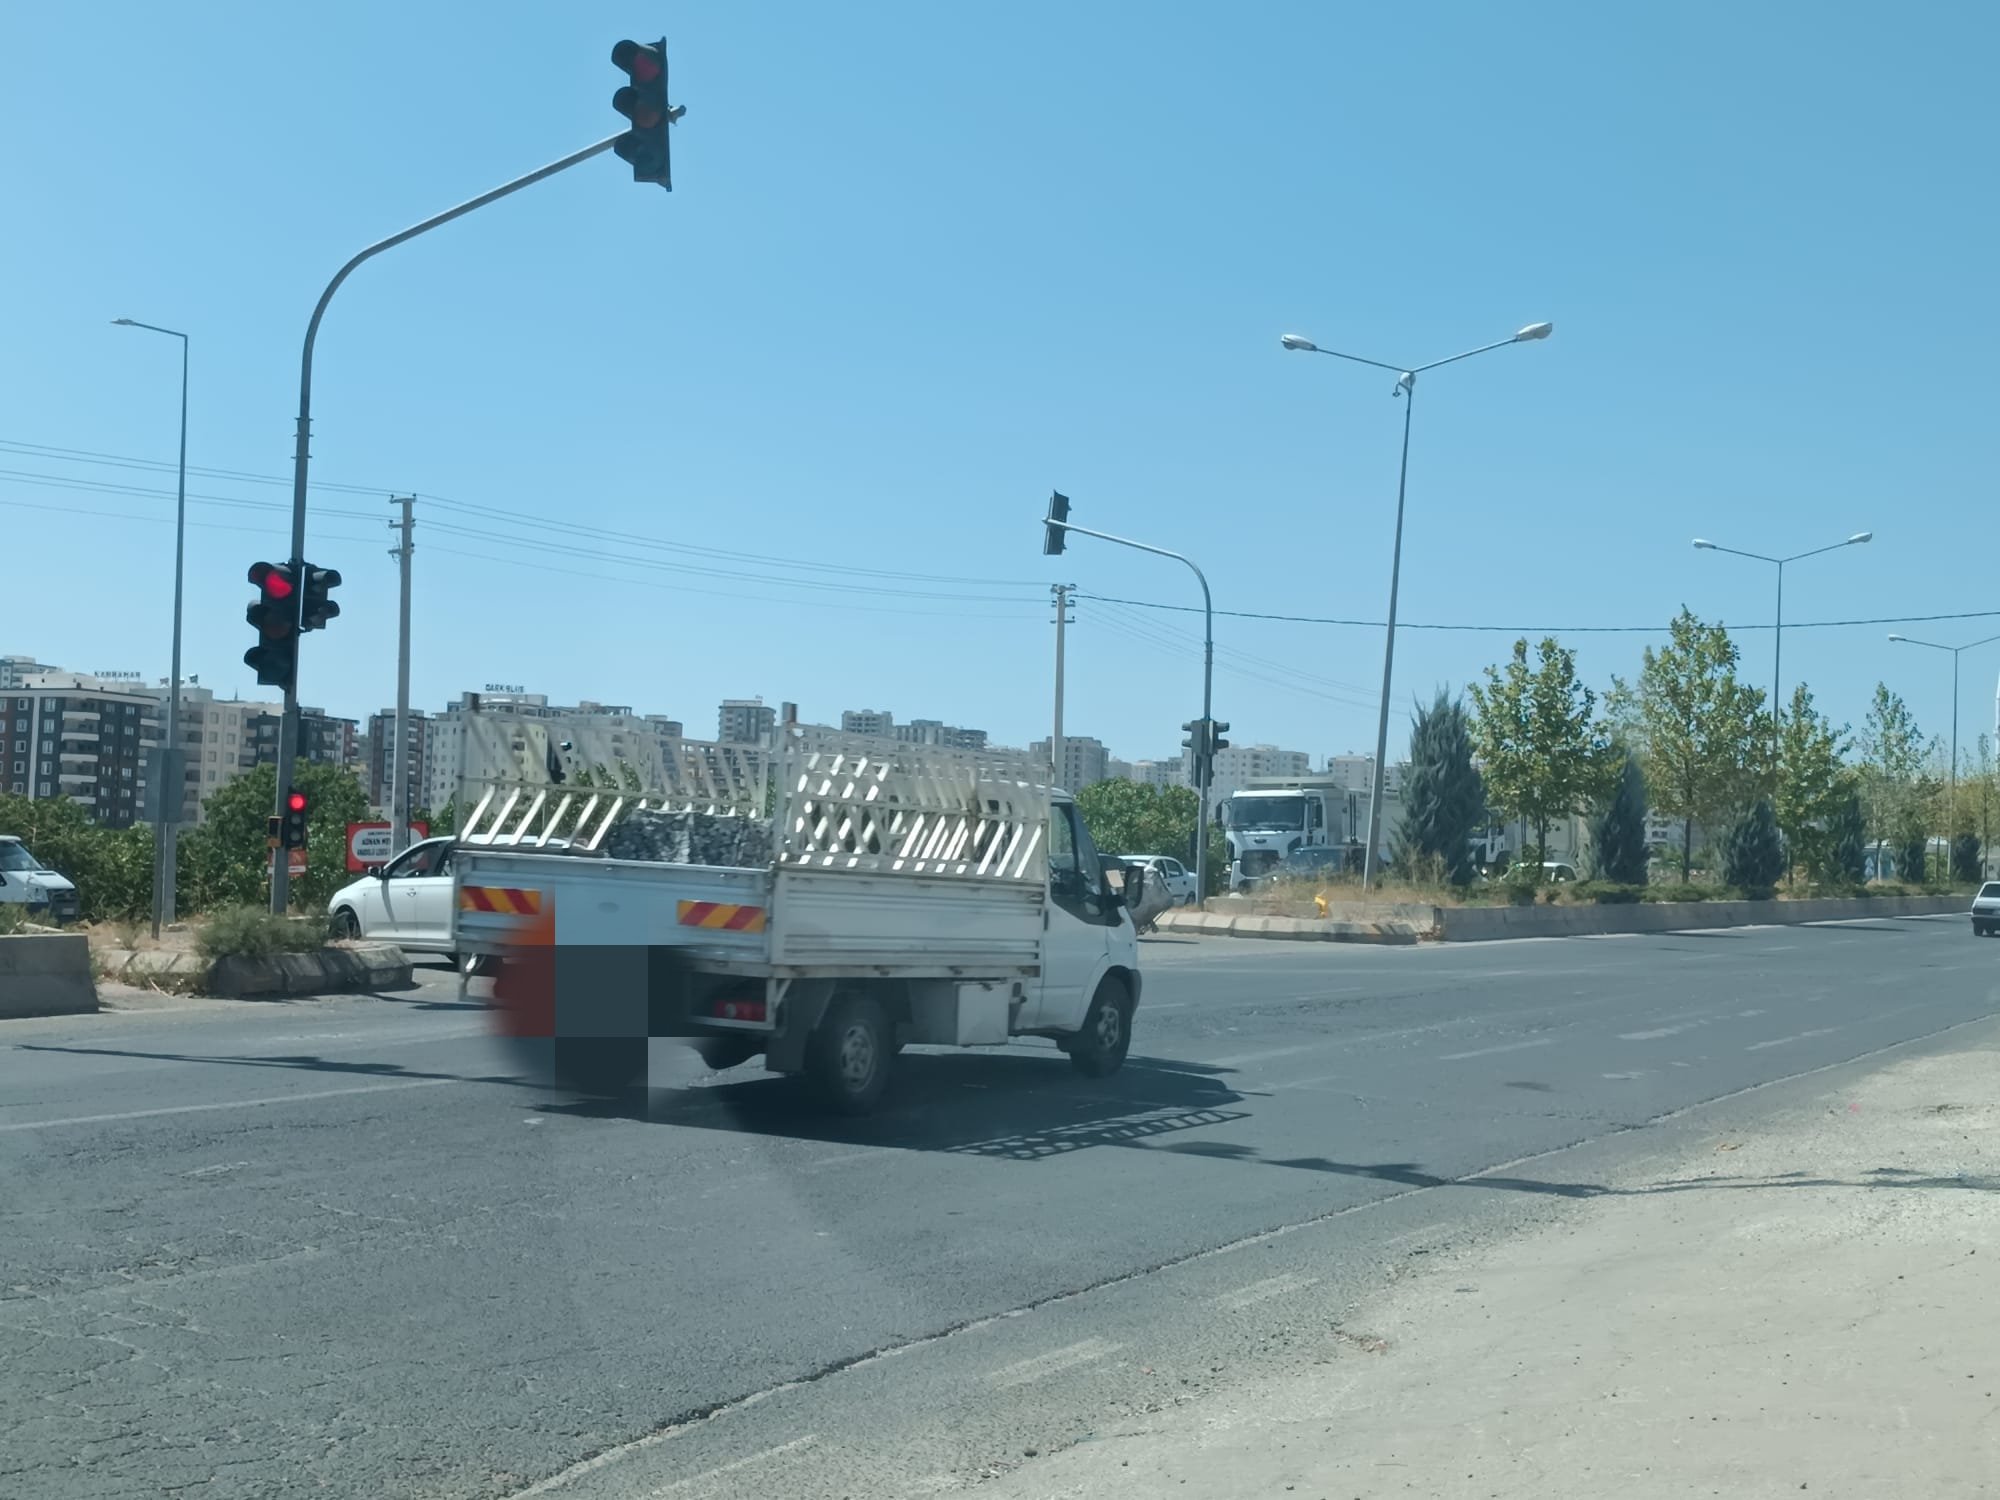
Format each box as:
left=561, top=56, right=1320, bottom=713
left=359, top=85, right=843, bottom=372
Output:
left=0, top=1077, right=460, bottom=1132
left=1214, top=1271, right=1319, bottom=1309
left=1206, top=1042, right=1323, bottom=1067
left=1619, top=1023, right=1694, bottom=1041
left=1746, top=1026, right=1842, bottom=1051
left=1438, top=1036, right=1555, bottom=1061
left=986, top=1337, right=1122, bottom=1387
left=639, top=1435, right=820, bottom=1498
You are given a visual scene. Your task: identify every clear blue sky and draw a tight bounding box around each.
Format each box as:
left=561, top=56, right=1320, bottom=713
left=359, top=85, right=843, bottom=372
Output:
left=5, top=3, right=1996, bottom=765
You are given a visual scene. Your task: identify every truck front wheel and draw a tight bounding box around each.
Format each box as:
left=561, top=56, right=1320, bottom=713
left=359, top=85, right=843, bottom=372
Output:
left=806, top=993, right=892, bottom=1114
left=1068, top=976, right=1132, bottom=1078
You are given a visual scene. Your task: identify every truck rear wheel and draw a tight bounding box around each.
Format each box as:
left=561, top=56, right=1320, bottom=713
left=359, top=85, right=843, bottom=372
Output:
left=806, top=993, right=892, bottom=1114
left=1068, top=976, right=1132, bottom=1078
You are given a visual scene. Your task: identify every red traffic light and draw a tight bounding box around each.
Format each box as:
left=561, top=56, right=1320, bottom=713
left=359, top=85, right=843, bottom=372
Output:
left=249, top=561, right=296, bottom=600
left=287, top=791, right=308, bottom=813
left=612, top=39, right=662, bottom=83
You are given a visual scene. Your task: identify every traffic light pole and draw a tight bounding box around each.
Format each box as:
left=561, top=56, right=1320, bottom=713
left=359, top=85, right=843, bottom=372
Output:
left=269, top=131, right=626, bottom=911
left=1046, top=521, right=1214, bottom=903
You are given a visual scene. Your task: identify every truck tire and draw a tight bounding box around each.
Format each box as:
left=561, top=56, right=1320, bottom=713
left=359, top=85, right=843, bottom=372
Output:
left=1068, top=976, right=1132, bottom=1078
left=806, top=993, right=892, bottom=1113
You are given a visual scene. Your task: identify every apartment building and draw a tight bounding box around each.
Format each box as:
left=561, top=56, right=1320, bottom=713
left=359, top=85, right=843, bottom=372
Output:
left=4, top=672, right=162, bottom=828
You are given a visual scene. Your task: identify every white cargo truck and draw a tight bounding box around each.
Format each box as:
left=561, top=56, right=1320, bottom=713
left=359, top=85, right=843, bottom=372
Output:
left=450, top=728, right=1146, bottom=1113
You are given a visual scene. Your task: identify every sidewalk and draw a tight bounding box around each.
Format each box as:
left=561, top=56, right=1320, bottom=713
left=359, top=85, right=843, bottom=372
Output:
left=987, top=1037, right=2000, bottom=1499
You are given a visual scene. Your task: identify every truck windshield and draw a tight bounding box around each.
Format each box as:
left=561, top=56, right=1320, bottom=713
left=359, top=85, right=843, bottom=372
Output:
left=1228, top=799, right=1305, bottom=830
left=0, top=842, right=43, bottom=872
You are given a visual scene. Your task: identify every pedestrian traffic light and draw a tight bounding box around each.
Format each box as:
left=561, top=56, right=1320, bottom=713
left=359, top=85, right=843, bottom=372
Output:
left=1211, top=720, right=1230, bottom=756
left=611, top=38, right=678, bottom=188
left=244, top=562, right=299, bottom=691
left=280, top=788, right=310, bottom=850
left=1043, top=491, right=1071, bottom=556
left=299, top=564, right=342, bottom=631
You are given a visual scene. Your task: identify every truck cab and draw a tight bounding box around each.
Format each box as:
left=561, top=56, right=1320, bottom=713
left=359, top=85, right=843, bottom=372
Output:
left=1223, top=788, right=1336, bottom=890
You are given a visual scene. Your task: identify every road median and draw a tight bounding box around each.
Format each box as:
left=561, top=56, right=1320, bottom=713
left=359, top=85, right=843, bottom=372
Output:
left=1159, top=892, right=1966, bottom=943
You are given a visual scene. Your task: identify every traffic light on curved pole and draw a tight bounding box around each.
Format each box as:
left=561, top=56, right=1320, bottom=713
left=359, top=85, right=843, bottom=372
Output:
left=612, top=38, right=676, bottom=188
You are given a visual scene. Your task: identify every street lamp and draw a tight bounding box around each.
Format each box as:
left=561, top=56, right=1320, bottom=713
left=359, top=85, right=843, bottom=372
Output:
left=1887, top=630, right=2000, bottom=858
left=1041, top=501, right=1216, bottom=901
left=112, top=317, right=189, bottom=938
left=1692, top=532, right=1871, bottom=746
left=1281, top=320, right=1553, bottom=889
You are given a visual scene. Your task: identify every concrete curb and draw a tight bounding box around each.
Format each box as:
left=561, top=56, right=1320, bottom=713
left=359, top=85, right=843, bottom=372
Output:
left=0, top=934, right=100, bottom=1017
left=208, top=943, right=414, bottom=999
left=1159, top=893, right=1968, bottom=944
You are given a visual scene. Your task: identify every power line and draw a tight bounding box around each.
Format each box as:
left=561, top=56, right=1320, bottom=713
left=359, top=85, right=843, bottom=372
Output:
left=1078, top=592, right=2000, bottom=636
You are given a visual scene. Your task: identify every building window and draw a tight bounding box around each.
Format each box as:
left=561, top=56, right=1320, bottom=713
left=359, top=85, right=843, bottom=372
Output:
left=11, top=761, right=20, bottom=774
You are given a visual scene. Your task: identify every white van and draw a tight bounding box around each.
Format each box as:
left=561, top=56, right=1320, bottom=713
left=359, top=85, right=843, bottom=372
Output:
left=0, top=836, right=81, bottom=923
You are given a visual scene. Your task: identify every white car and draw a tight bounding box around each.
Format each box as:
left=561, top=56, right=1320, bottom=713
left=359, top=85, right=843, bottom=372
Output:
left=1971, top=882, right=2000, bottom=937
left=1118, top=854, right=1198, bottom=906
left=327, top=836, right=459, bottom=956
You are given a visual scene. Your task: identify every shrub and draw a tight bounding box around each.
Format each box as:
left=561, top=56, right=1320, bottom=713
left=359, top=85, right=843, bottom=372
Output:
left=1590, top=753, right=1650, bottom=885
left=197, top=906, right=327, bottom=962
left=1567, top=880, right=1642, bottom=905
left=0, top=903, right=26, bottom=935
left=1952, top=832, right=1981, bottom=884
left=1724, top=799, right=1786, bottom=897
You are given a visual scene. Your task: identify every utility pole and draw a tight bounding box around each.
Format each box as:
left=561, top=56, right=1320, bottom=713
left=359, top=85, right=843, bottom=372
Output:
left=1050, top=583, right=1074, bottom=784
left=389, top=496, right=415, bottom=854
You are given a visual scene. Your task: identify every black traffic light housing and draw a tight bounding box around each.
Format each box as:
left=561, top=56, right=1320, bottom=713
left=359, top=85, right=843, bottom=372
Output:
left=1211, top=720, right=1230, bottom=756
left=280, top=788, right=310, bottom=850
left=244, top=562, right=300, bottom=691
left=612, top=38, right=678, bottom=188
left=1043, top=491, right=1071, bottom=556
left=299, top=564, right=342, bottom=631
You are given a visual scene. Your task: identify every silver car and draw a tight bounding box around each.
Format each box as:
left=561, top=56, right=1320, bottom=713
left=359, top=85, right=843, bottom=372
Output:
left=1971, top=882, right=2000, bottom=937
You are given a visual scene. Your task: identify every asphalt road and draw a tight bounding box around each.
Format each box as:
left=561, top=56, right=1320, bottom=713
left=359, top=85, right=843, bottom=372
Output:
left=4, top=918, right=1996, bottom=1499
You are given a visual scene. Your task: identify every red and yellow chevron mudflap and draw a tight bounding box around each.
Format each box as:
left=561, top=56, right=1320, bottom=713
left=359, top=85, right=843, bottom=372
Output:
left=458, top=885, right=543, bottom=916
left=676, top=899, right=767, bottom=933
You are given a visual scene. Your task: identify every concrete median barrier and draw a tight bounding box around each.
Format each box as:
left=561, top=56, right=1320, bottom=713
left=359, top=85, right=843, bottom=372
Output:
left=1160, top=894, right=1968, bottom=944
left=207, top=943, right=413, bottom=998
left=0, top=934, right=100, bottom=1017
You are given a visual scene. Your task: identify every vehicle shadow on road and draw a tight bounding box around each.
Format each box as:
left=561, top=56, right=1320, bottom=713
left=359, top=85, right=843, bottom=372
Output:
left=537, top=1047, right=1258, bottom=1160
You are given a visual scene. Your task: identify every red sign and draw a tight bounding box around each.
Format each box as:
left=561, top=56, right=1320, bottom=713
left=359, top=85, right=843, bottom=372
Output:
left=267, top=848, right=309, bottom=879
left=345, top=821, right=431, bottom=872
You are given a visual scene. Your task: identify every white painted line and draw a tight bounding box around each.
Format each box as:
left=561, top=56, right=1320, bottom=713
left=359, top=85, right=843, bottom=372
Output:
left=1438, top=1036, right=1555, bottom=1062
left=1213, top=1271, right=1319, bottom=1309
left=1601, top=1071, right=1648, bottom=1080
left=1745, top=1026, right=1841, bottom=1052
left=640, top=1435, right=821, bottom=1498
left=1618, top=1023, right=1694, bottom=1041
left=1738, top=1008, right=1766, bottom=1017
left=0, top=1077, right=460, bottom=1132
left=986, top=1337, right=1122, bottom=1388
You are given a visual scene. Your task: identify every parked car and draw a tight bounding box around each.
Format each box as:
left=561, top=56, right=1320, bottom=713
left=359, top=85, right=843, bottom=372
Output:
left=1508, top=860, right=1579, bottom=884
left=1970, top=882, right=2000, bottom=936
left=327, top=836, right=459, bottom=955
left=0, top=835, right=80, bottom=924
left=1118, top=853, right=1197, bottom=905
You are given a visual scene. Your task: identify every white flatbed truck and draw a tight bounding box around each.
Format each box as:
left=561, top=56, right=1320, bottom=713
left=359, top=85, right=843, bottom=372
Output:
left=450, top=730, right=1146, bottom=1112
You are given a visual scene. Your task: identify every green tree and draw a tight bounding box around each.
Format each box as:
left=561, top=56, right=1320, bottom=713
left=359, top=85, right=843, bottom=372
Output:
left=1073, top=781, right=1223, bottom=892
left=1857, top=682, right=1925, bottom=850
left=1773, top=683, right=1851, bottom=886
left=1723, top=797, right=1786, bottom=896
left=1390, top=688, right=1484, bottom=886
left=1631, top=608, right=1768, bottom=881
left=1469, top=637, right=1610, bottom=861
left=0, top=793, right=155, bottom=923
left=1589, top=751, right=1650, bottom=884
left=1826, top=785, right=1868, bottom=885
left=179, top=762, right=371, bottom=915
left=1951, top=831, right=1981, bottom=883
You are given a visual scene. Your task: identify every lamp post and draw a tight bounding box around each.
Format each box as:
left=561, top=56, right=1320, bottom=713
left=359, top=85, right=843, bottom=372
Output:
left=1281, top=321, right=1553, bottom=889
left=1886, top=630, right=2000, bottom=859
left=112, top=318, right=189, bottom=937
left=1042, top=506, right=1215, bottom=901
left=1692, top=532, right=1872, bottom=746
